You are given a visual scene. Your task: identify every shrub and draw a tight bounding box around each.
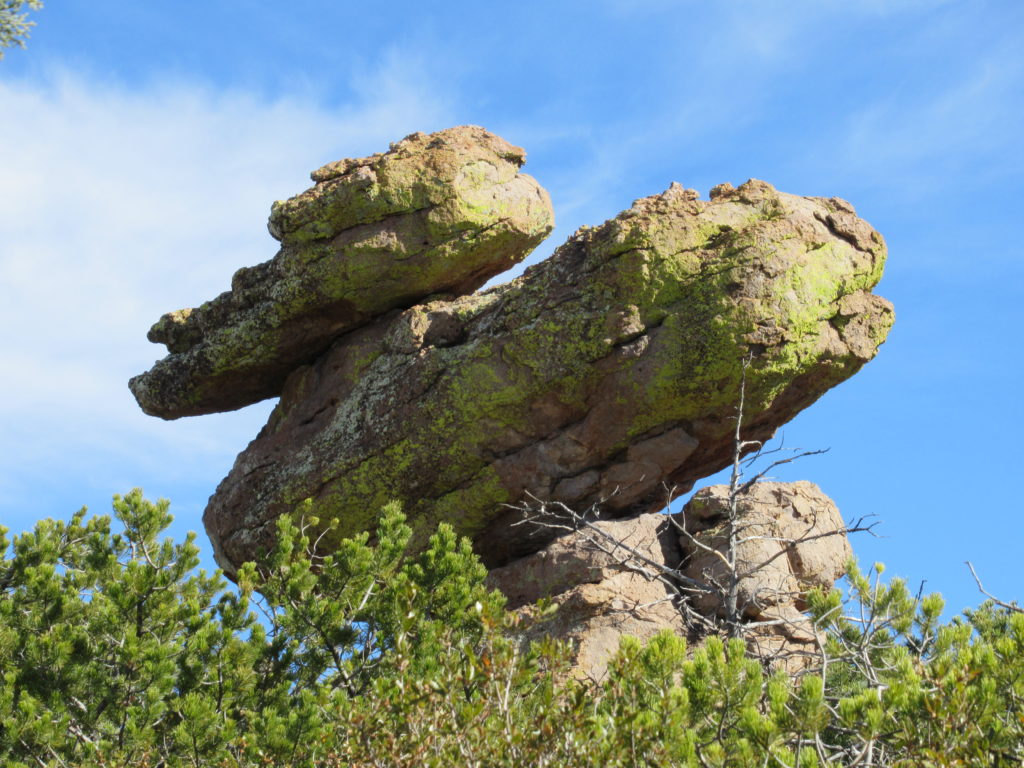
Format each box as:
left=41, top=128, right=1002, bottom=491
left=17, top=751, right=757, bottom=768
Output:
left=1, top=491, right=1021, bottom=766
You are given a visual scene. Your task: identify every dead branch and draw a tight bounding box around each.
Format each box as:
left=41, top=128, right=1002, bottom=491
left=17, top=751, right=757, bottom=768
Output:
left=966, top=561, right=1023, bottom=614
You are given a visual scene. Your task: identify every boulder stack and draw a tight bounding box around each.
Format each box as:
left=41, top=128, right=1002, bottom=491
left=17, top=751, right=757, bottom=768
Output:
left=130, top=126, right=554, bottom=418
left=197, top=176, right=892, bottom=575
left=131, top=126, right=894, bottom=675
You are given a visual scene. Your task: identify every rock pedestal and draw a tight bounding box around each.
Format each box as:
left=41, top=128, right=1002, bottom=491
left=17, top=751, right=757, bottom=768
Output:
left=678, top=481, right=852, bottom=673
left=486, top=512, right=688, bottom=681
left=487, top=481, right=851, bottom=680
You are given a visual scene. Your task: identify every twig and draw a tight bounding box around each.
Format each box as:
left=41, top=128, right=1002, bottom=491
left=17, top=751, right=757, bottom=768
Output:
left=965, top=561, right=1023, bottom=614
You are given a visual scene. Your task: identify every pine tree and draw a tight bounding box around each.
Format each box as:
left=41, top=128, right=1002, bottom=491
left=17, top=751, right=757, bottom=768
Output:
left=0, top=0, right=43, bottom=59
left=1, top=491, right=1022, bottom=766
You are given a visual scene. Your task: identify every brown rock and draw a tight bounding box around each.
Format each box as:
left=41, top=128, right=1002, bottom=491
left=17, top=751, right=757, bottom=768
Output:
left=129, top=126, right=554, bottom=419
left=680, top=481, right=851, bottom=670
left=490, top=481, right=851, bottom=679
left=486, top=512, right=687, bottom=682
left=680, top=480, right=851, bottom=615
left=202, top=179, right=892, bottom=576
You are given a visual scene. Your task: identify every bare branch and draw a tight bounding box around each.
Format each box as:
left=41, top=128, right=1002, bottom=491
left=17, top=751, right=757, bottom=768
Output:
left=736, top=448, right=830, bottom=496
left=966, top=561, right=1023, bottom=614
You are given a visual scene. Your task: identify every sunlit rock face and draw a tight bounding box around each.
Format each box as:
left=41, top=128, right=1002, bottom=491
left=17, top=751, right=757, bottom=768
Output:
left=129, top=126, right=555, bottom=419
left=189, top=174, right=891, bottom=576
left=485, top=481, right=853, bottom=680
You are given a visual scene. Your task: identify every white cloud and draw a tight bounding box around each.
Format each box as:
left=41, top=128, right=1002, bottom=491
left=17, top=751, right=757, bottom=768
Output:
left=0, top=60, right=453, bottom=520
left=834, top=43, right=1023, bottom=196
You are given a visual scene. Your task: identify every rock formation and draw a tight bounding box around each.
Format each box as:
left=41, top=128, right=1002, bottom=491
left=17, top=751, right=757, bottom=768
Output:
left=130, top=126, right=554, bottom=418
left=198, top=176, right=891, bottom=577
left=486, top=511, right=688, bottom=681
left=678, top=481, right=852, bottom=672
left=679, top=481, right=852, bottom=620
left=130, top=125, right=893, bottom=675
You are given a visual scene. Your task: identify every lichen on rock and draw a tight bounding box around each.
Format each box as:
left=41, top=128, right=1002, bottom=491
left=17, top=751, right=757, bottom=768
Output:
left=129, top=126, right=554, bottom=419
left=198, top=176, right=893, bottom=577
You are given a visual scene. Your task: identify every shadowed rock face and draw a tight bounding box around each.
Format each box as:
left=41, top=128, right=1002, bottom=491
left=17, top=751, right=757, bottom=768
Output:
left=198, top=176, right=893, bottom=577
left=484, top=481, right=851, bottom=680
left=129, top=126, right=554, bottom=419
left=486, top=512, right=687, bottom=682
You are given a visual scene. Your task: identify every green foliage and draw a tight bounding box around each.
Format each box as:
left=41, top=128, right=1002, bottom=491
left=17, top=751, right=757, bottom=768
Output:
left=806, top=561, right=1024, bottom=765
left=0, top=491, right=508, bottom=766
left=0, top=0, right=42, bottom=58
left=1, top=491, right=1022, bottom=766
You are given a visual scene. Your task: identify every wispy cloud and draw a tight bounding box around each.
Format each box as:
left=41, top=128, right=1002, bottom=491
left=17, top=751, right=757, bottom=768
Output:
left=838, top=49, right=1024, bottom=191
left=0, top=58, right=453, bottom=520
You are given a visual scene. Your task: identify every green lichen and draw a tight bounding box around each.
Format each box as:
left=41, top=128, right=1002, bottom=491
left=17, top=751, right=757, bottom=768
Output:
left=131, top=127, right=555, bottom=419
left=420, top=466, right=510, bottom=543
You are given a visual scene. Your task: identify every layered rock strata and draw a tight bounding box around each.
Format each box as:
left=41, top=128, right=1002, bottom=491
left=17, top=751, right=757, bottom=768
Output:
left=202, top=178, right=892, bottom=576
left=130, top=126, right=554, bottom=418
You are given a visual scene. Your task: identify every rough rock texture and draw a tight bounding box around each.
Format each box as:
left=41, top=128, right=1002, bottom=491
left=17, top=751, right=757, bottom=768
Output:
left=202, top=178, right=893, bottom=577
left=679, top=481, right=852, bottom=668
left=129, top=126, right=554, bottom=419
left=485, top=482, right=851, bottom=680
left=486, top=513, right=688, bottom=682
left=680, top=481, right=852, bottom=617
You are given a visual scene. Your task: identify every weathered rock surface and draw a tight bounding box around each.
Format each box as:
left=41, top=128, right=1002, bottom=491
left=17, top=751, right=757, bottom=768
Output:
left=486, top=481, right=851, bottom=680
left=486, top=512, right=688, bottom=681
left=202, top=178, right=893, bottom=576
left=680, top=481, right=852, bottom=618
left=679, top=481, right=852, bottom=669
left=129, top=126, right=554, bottom=419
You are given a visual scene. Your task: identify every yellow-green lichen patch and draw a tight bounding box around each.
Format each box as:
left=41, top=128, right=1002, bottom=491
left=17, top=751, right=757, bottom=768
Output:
left=417, top=466, right=511, bottom=545
left=130, top=125, right=555, bottom=419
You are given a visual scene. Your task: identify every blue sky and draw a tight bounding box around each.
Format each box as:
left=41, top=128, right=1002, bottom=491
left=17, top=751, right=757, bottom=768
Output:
left=1, top=0, right=1021, bottom=615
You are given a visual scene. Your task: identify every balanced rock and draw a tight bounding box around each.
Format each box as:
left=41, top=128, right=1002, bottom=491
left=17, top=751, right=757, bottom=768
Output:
left=129, top=126, right=554, bottom=418
left=201, top=177, right=893, bottom=576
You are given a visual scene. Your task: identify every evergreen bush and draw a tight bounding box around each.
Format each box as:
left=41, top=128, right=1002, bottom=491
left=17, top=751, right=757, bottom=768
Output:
left=1, top=491, right=1020, bottom=766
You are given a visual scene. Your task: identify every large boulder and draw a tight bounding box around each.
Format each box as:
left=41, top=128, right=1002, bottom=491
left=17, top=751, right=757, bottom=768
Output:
left=201, top=178, right=893, bottom=576
left=129, top=126, right=554, bottom=419
left=679, top=480, right=853, bottom=618
left=679, top=481, right=853, bottom=669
